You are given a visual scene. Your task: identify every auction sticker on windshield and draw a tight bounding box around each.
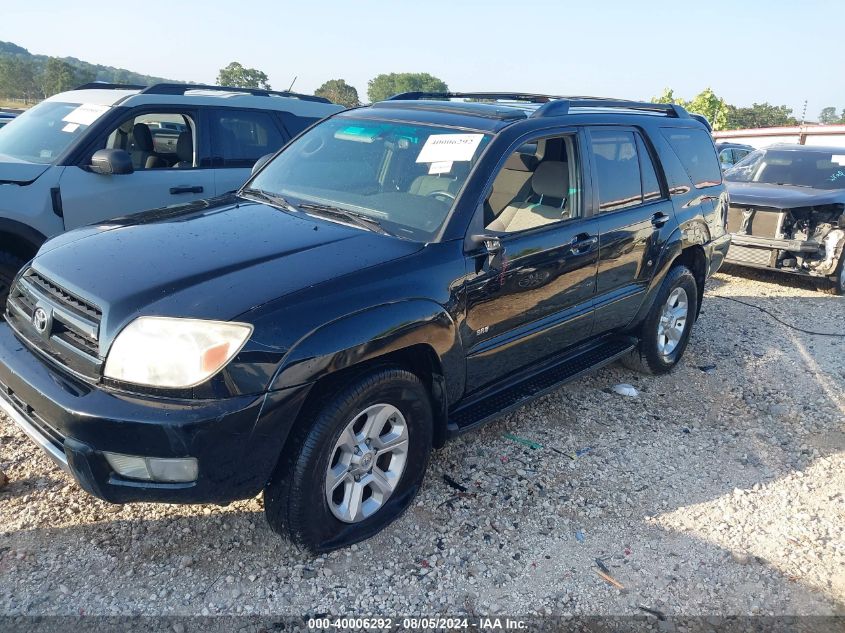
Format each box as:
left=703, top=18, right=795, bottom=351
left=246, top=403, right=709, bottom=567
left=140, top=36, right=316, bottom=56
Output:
left=62, top=104, right=110, bottom=126
left=416, top=133, right=483, bottom=163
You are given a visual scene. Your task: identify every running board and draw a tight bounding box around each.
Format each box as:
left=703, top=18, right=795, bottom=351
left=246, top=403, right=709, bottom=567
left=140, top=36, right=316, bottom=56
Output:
left=447, top=336, right=637, bottom=435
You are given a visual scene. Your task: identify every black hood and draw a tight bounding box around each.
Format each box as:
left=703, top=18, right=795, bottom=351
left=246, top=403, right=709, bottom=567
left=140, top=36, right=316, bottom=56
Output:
left=726, top=181, right=845, bottom=209
left=31, top=196, right=423, bottom=345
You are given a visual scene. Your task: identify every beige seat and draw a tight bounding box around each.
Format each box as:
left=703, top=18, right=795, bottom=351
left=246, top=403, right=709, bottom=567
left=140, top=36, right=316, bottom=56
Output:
left=487, top=161, right=571, bottom=232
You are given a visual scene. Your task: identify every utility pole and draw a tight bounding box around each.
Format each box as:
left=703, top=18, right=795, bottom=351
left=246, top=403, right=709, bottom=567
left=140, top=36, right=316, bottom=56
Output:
left=800, top=100, right=807, bottom=126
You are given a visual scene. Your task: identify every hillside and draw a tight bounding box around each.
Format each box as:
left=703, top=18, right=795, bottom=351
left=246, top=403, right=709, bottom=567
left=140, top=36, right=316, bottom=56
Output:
left=0, top=40, right=183, bottom=102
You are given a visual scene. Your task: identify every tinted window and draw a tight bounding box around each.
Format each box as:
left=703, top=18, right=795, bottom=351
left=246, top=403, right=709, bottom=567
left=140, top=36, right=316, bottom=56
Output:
left=662, top=128, right=721, bottom=188
left=725, top=148, right=845, bottom=190
left=278, top=111, right=321, bottom=137
left=636, top=134, right=662, bottom=202
left=212, top=110, right=285, bottom=167
left=590, top=130, right=642, bottom=212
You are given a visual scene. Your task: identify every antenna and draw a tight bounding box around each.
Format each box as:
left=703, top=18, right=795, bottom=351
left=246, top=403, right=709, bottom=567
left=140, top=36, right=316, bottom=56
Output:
left=287, top=76, right=298, bottom=92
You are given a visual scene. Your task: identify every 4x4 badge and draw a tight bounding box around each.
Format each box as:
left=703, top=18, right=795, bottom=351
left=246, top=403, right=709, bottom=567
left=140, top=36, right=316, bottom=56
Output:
left=32, top=308, right=49, bottom=334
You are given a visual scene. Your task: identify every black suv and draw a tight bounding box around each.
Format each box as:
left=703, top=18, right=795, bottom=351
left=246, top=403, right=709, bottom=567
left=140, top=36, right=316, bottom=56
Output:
left=0, top=93, right=730, bottom=551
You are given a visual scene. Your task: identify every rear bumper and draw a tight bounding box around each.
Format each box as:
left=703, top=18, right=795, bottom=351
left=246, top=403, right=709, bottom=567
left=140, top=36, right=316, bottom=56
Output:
left=0, top=322, right=311, bottom=504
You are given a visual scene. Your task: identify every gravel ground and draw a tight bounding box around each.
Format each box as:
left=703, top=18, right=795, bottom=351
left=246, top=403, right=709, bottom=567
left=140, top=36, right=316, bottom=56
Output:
left=1, top=265, right=843, bottom=618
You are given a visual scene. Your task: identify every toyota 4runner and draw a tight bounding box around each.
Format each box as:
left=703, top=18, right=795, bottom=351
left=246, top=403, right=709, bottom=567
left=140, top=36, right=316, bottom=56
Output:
left=0, top=92, right=731, bottom=551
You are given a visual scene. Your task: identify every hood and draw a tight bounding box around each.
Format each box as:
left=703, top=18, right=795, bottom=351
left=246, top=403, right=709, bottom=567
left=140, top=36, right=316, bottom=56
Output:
left=31, top=195, right=423, bottom=344
left=726, top=181, right=845, bottom=209
left=0, top=154, right=51, bottom=185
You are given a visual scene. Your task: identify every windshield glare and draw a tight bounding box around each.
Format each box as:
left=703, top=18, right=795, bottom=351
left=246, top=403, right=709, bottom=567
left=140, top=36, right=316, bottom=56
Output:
left=0, top=101, right=106, bottom=164
left=725, top=148, right=845, bottom=190
left=248, top=118, right=491, bottom=240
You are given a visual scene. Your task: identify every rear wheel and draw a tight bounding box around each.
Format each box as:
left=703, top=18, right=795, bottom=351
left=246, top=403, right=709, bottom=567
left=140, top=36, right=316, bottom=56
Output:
left=622, top=265, right=699, bottom=375
left=0, top=251, right=25, bottom=310
left=263, top=367, right=433, bottom=552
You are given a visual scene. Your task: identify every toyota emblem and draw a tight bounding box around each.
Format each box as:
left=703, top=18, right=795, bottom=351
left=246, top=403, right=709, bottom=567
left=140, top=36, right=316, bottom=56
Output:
left=32, top=307, right=49, bottom=334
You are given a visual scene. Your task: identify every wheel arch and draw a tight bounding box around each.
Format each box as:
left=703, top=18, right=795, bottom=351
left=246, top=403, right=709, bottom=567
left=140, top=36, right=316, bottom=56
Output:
left=0, top=217, right=46, bottom=262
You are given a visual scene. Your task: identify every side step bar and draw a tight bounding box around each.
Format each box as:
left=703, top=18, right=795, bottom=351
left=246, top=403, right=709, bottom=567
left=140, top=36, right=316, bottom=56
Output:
left=447, top=336, right=637, bottom=435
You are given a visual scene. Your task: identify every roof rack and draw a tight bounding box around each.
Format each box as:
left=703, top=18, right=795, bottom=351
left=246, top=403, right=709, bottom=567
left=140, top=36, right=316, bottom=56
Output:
left=73, top=82, right=331, bottom=104
left=74, top=82, right=148, bottom=91
left=386, top=91, right=689, bottom=119
left=140, top=83, right=331, bottom=103
left=388, top=91, right=564, bottom=103
left=531, top=98, right=688, bottom=118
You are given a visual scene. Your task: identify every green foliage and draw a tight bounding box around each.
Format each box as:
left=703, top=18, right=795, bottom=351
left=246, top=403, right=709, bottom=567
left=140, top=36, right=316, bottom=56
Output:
left=651, top=87, right=727, bottom=130
left=818, top=106, right=845, bottom=125
left=724, top=103, right=797, bottom=129
left=216, top=62, right=271, bottom=90
left=315, top=79, right=359, bottom=108
left=653, top=86, right=803, bottom=130
left=367, top=72, right=448, bottom=103
left=0, top=40, right=181, bottom=103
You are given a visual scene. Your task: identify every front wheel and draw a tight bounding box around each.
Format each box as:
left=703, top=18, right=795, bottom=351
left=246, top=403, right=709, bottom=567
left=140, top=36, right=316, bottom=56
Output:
left=820, top=257, right=845, bottom=296
left=264, top=367, right=433, bottom=552
left=622, top=265, right=699, bottom=375
left=0, top=251, right=26, bottom=310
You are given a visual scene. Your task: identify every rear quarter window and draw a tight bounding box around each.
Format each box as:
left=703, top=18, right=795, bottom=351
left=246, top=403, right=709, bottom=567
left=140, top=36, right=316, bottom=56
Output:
left=661, top=128, right=721, bottom=188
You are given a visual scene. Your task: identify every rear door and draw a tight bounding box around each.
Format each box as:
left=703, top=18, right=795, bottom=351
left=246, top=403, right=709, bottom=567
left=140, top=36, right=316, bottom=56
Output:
left=59, top=107, right=215, bottom=230
left=209, top=108, right=289, bottom=195
left=587, top=127, right=674, bottom=334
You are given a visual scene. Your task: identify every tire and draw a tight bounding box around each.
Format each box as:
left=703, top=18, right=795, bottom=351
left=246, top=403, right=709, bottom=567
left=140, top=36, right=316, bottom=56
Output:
left=622, top=265, right=699, bottom=375
left=263, top=366, right=433, bottom=552
left=819, top=257, right=845, bottom=296
left=0, top=251, right=26, bottom=310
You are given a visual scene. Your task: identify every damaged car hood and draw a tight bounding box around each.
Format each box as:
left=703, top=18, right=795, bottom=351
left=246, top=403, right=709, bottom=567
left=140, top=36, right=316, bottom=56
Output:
left=727, top=182, right=845, bottom=209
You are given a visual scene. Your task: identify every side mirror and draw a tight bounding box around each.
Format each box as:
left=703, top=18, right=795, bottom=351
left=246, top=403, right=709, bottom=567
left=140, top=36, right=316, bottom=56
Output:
left=471, top=234, right=504, bottom=269
left=251, top=153, right=274, bottom=176
left=90, top=149, right=133, bottom=175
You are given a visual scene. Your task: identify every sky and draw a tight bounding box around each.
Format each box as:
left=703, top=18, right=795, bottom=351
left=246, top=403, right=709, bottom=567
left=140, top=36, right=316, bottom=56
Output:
left=3, top=0, right=844, bottom=118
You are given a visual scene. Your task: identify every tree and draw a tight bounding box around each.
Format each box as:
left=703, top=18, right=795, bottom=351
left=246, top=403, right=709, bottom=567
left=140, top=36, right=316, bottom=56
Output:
left=725, top=103, right=797, bottom=129
left=0, top=56, right=39, bottom=103
left=652, top=87, right=727, bottom=130
left=819, top=106, right=841, bottom=125
left=315, top=79, right=359, bottom=108
left=40, top=57, right=79, bottom=98
left=216, top=62, right=271, bottom=90
left=367, top=72, right=448, bottom=103
left=651, top=88, right=680, bottom=105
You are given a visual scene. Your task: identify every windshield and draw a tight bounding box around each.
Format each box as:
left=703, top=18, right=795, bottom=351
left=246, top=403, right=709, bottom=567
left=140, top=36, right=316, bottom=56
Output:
left=0, top=101, right=110, bottom=164
left=725, top=148, right=845, bottom=190
left=247, top=118, right=492, bottom=241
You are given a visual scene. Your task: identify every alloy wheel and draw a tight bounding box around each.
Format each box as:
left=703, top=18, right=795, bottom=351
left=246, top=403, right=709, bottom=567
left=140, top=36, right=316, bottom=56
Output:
left=656, top=287, right=689, bottom=356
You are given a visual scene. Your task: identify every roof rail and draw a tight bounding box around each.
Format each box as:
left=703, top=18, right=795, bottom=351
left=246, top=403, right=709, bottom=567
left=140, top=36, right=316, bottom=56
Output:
left=532, top=98, right=689, bottom=119
left=387, top=91, right=564, bottom=103
left=74, top=82, right=148, bottom=91
left=140, top=83, right=331, bottom=103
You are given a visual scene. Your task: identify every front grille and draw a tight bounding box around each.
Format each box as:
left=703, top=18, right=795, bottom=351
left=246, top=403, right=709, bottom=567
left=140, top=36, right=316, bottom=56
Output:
left=6, top=269, right=103, bottom=380
left=727, top=205, right=786, bottom=238
left=726, top=244, right=775, bottom=267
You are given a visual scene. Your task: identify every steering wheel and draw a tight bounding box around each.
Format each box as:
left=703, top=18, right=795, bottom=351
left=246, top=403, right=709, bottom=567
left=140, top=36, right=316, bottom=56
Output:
left=427, top=190, right=456, bottom=203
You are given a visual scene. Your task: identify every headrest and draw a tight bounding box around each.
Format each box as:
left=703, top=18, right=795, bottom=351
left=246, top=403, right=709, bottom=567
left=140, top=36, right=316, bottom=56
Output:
left=132, top=123, right=154, bottom=151
left=504, top=151, right=538, bottom=172
left=531, top=161, right=569, bottom=198
left=176, top=130, right=193, bottom=162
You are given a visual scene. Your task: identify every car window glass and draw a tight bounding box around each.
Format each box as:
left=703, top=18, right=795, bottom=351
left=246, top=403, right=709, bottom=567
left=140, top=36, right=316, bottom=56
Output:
left=211, top=110, right=284, bottom=168
left=661, top=128, right=722, bottom=188
left=484, top=135, right=581, bottom=233
left=104, top=112, right=195, bottom=170
left=636, top=134, right=662, bottom=202
left=590, top=129, right=642, bottom=213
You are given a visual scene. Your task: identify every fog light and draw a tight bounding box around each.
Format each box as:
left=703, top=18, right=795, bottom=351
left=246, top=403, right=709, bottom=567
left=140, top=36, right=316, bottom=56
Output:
left=104, top=452, right=198, bottom=483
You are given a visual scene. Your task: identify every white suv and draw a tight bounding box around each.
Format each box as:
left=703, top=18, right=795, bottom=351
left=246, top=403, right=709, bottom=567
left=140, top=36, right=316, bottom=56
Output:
left=0, top=82, right=344, bottom=301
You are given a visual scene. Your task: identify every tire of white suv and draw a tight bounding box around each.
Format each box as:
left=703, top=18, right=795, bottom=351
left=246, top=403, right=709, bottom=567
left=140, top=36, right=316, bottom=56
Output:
left=263, top=366, right=433, bottom=552
left=0, top=251, right=25, bottom=310
left=622, top=265, right=699, bottom=375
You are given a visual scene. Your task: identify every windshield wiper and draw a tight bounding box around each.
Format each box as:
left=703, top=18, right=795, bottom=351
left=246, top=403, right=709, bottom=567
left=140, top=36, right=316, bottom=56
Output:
left=240, top=187, right=299, bottom=212
left=297, top=202, right=392, bottom=236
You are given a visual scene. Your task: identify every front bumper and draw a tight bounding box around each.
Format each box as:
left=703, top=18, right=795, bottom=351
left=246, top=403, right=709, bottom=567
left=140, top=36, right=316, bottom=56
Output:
left=706, top=232, right=732, bottom=277
left=0, top=323, right=311, bottom=504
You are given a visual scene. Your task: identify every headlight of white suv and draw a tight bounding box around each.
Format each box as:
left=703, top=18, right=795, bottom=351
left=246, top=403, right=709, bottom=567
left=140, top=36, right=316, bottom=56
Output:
left=104, top=317, right=253, bottom=389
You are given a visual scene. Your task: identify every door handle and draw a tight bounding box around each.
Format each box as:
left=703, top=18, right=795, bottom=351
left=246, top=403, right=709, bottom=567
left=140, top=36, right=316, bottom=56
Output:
left=568, top=233, right=598, bottom=254
left=651, top=212, right=670, bottom=227
left=170, top=186, right=204, bottom=195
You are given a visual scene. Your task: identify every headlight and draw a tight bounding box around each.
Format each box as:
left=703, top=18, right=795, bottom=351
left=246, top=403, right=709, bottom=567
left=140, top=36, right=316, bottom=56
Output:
left=104, top=317, right=253, bottom=388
